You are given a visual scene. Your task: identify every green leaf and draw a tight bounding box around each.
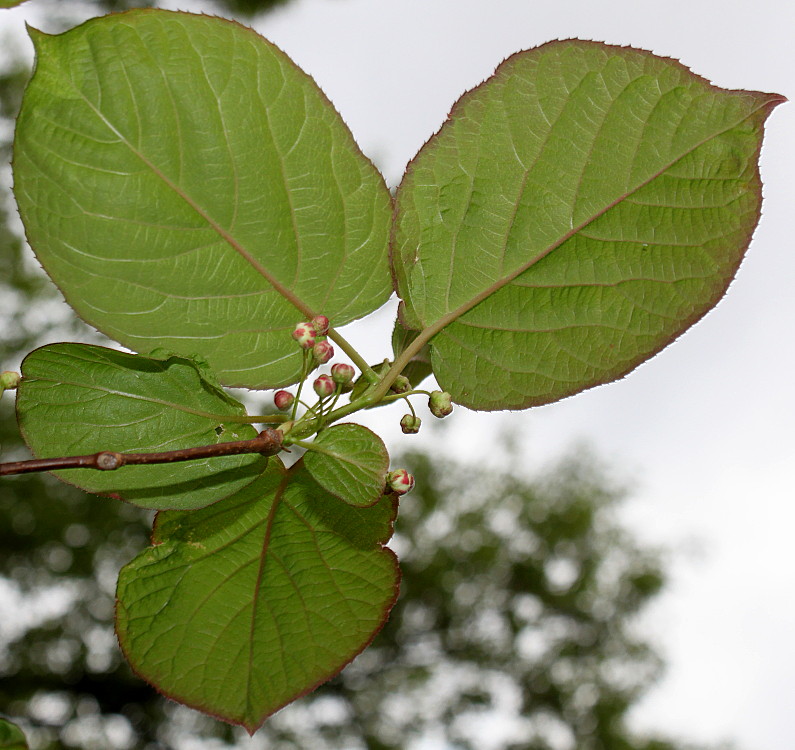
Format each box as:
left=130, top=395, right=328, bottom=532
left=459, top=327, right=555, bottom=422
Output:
left=392, top=40, right=783, bottom=410
left=116, top=459, right=399, bottom=732
left=13, top=10, right=392, bottom=389
left=17, top=343, right=266, bottom=510
left=391, top=316, right=433, bottom=389
left=0, top=719, right=27, bottom=750
left=303, top=423, right=388, bottom=507
left=0, top=0, right=30, bottom=7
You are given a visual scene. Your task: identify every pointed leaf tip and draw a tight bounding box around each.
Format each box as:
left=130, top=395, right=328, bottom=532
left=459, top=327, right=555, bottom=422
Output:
left=393, top=39, right=783, bottom=410
left=14, top=9, right=392, bottom=389
left=116, top=460, right=399, bottom=730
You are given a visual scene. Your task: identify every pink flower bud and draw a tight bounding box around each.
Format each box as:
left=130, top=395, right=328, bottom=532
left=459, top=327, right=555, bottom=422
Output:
left=311, top=315, right=330, bottom=336
left=312, top=340, right=334, bottom=364
left=386, top=468, right=415, bottom=495
left=390, top=375, right=411, bottom=394
left=400, top=414, right=421, bottom=434
left=313, top=374, right=335, bottom=398
left=292, top=322, right=316, bottom=349
left=429, top=390, right=453, bottom=418
left=0, top=371, right=20, bottom=390
left=330, top=363, right=355, bottom=385
left=273, top=390, right=294, bottom=411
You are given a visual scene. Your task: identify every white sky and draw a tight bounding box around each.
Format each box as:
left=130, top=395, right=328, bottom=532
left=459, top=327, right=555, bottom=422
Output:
left=2, top=0, right=794, bottom=748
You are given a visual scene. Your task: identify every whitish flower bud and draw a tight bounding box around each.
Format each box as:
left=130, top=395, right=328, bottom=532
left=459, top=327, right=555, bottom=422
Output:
left=390, top=375, right=411, bottom=394
left=400, top=414, right=421, bottom=434
left=429, top=390, right=453, bottom=418
left=0, top=371, right=20, bottom=390
left=386, top=468, right=415, bottom=495
left=273, top=390, right=294, bottom=411
left=331, top=363, right=355, bottom=385
left=311, top=314, right=330, bottom=336
left=312, top=340, right=334, bottom=364
left=292, top=322, right=316, bottom=349
left=313, top=374, right=335, bottom=398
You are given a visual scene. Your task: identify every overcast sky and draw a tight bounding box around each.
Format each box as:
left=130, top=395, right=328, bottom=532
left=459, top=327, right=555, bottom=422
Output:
left=3, top=1, right=794, bottom=748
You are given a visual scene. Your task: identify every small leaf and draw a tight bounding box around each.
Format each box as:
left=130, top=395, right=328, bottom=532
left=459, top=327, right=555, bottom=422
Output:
left=393, top=40, right=784, bottom=410
left=303, top=423, right=388, bottom=507
left=0, top=0, right=31, bottom=8
left=14, top=10, right=392, bottom=389
left=17, top=344, right=265, bottom=510
left=116, top=459, right=399, bottom=732
left=0, top=719, right=28, bottom=750
left=391, top=316, right=433, bottom=389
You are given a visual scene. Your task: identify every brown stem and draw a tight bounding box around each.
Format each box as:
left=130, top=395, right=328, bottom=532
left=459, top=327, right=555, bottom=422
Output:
left=0, top=428, right=283, bottom=476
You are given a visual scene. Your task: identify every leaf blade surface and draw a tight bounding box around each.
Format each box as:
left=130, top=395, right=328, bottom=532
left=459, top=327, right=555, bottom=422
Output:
left=17, top=343, right=265, bottom=510
left=393, top=40, right=783, bottom=409
left=304, top=423, right=388, bottom=507
left=115, top=460, right=399, bottom=731
left=14, top=10, right=392, bottom=388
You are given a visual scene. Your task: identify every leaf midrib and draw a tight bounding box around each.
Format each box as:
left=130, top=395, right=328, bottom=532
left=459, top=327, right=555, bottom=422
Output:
left=407, top=101, right=774, bottom=357
left=28, top=373, right=241, bottom=424
left=66, top=70, right=317, bottom=321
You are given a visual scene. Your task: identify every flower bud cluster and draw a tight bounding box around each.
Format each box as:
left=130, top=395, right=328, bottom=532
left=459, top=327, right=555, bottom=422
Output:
left=0, top=371, right=20, bottom=390
left=274, top=390, right=294, bottom=411
left=429, top=390, right=453, bottom=418
left=313, top=374, right=335, bottom=398
left=331, top=363, right=355, bottom=385
left=400, top=414, right=421, bottom=434
left=386, top=468, right=415, bottom=495
left=390, top=375, right=411, bottom=394
left=292, top=318, right=335, bottom=364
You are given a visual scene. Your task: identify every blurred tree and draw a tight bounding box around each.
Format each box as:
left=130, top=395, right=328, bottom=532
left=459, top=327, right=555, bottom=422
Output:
left=0, top=4, right=732, bottom=749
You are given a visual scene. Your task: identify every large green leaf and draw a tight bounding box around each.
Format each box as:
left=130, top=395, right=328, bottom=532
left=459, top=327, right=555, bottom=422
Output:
left=116, top=459, right=399, bottom=732
left=392, top=40, right=783, bottom=410
left=13, top=10, right=392, bottom=389
left=304, top=423, right=388, bottom=507
left=0, top=719, right=27, bottom=750
left=0, top=0, right=31, bottom=8
left=17, top=343, right=266, bottom=510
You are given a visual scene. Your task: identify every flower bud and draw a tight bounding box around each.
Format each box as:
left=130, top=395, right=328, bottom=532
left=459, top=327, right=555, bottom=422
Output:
left=429, top=390, right=453, bottom=418
left=273, top=390, right=294, bottom=411
left=390, top=374, right=411, bottom=394
left=331, top=363, right=355, bottom=385
left=386, top=468, right=415, bottom=495
left=400, top=414, right=421, bottom=434
left=311, top=314, right=330, bottom=336
left=313, top=374, right=335, bottom=398
left=0, top=371, right=20, bottom=390
left=312, top=340, right=334, bottom=364
left=292, top=322, right=316, bottom=350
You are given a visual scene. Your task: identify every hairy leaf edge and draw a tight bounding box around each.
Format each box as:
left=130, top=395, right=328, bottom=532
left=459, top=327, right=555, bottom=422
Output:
left=14, top=9, right=395, bottom=389
left=388, top=38, right=786, bottom=410
left=114, top=462, right=401, bottom=733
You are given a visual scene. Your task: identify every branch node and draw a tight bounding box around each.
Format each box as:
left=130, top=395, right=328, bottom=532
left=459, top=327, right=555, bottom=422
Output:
left=96, top=451, right=123, bottom=470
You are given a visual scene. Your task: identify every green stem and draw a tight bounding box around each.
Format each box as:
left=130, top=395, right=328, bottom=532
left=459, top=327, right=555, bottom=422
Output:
left=291, top=350, right=310, bottom=422
left=222, top=414, right=290, bottom=424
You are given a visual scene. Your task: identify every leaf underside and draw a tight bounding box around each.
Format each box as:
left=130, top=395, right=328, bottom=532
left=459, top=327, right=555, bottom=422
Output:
left=393, top=40, right=783, bottom=410
left=116, top=459, right=400, bottom=732
left=17, top=343, right=264, bottom=510
left=13, top=9, right=393, bottom=389
left=304, top=423, right=389, bottom=507
left=0, top=719, right=28, bottom=750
